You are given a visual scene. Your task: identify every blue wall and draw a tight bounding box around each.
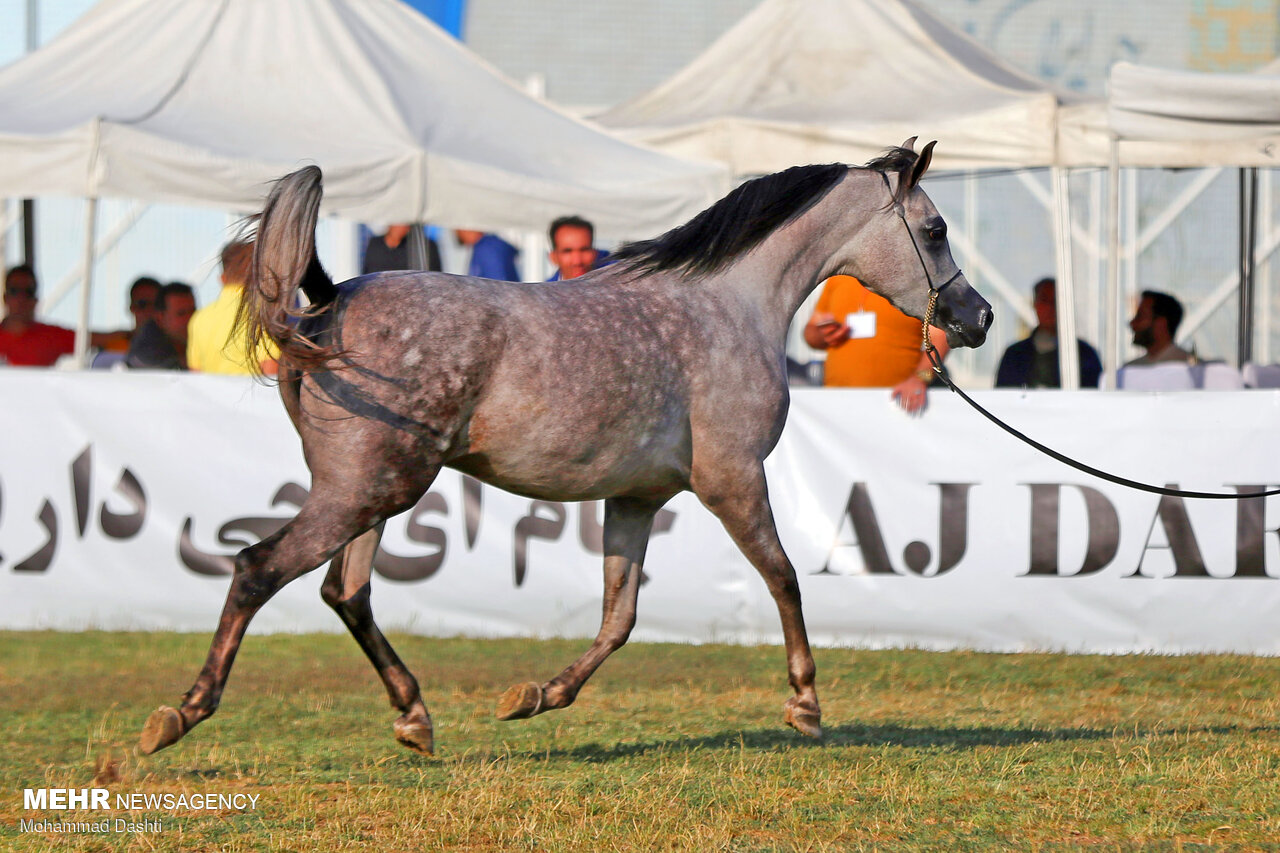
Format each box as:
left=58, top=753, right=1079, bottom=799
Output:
left=402, top=0, right=467, bottom=38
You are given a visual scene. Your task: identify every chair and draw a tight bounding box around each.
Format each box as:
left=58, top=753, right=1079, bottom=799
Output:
left=91, top=351, right=128, bottom=370
left=1193, top=362, right=1244, bottom=390
left=1242, top=362, right=1280, bottom=388
left=1115, top=363, right=1195, bottom=391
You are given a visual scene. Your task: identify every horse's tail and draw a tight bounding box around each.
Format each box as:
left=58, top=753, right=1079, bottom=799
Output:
left=236, top=165, right=343, bottom=375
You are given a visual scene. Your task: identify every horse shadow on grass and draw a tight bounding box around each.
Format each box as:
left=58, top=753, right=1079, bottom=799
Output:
left=522, top=721, right=1280, bottom=765
left=527, top=721, right=1112, bottom=765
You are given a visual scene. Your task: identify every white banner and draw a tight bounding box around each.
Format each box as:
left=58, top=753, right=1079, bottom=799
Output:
left=2, top=372, right=1279, bottom=654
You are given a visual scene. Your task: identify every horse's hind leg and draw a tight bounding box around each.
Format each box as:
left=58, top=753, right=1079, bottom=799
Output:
left=695, top=463, right=821, bottom=738
left=139, top=489, right=417, bottom=755
left=320, top=524, right=433, bottom=755
left=497, top=496, right=663, bottom=720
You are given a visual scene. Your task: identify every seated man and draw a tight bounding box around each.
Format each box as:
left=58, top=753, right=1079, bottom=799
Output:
left=545, top=215, right=610, bottom=281
left=362, top=224, right=441, bottom=274
left=127, top=282, right=197, bottom=370
left=0, top=265, right=123, bottom=366
left=995, top=277, right=1102, bottom=388
left=100, top=276, right=163, bottom=354
left=187, top=241, right=277, bottom=375
left=1126, top=289, right=1193, bottom=366
left=454, top=229, right=519, bottom=281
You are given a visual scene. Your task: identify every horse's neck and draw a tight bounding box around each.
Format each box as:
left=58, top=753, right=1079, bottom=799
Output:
left=720, top=172, right=876, bottom=343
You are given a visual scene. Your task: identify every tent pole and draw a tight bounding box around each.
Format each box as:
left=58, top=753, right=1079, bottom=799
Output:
left=408, top=221, right=428, bottom=270
left=74, top=195, right=99, bottom=368
left=1261, top=171, right=1273, bottom=364
left=21, top=200, right=35, bottom=267
left=45, top=201, right=148, bottom=314
left=21, top=0, right=36, bottom=270
left=0, top=200, right=9, bottom=277
left=1238, top=167, right=1259, bottom=366
left=1103, top=138, right=1121, bottom=385
left=1051, top=167, right=1079, bottom=389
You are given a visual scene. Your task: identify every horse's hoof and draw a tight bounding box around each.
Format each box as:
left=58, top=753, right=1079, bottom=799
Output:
left=393, top=715, right=434, bottom=756
left=784, top=700, right=823, bottom=739
left=139, top=706, right=186, bottom=755
left=496, top=682, right=544, bottom=720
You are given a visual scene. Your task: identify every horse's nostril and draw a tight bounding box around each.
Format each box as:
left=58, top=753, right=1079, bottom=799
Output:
left=980, top=308, right=994, bottom=330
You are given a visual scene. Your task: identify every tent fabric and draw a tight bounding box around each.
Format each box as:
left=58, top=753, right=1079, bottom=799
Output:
left=1109, top=61, right=1280, bottom=139
left=1103, top=61, right=1280, bottom=167
left=0, top=0, right=727, bottom=237
left=594, top=0, right=1084, bottom=173
left=1058, top=62, right=1280, bottom=168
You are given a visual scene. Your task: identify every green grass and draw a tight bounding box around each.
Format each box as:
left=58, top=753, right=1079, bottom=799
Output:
left=2, top=631, right=1279, bottom=850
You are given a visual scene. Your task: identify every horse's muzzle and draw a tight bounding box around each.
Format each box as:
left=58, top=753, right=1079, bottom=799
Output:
left=937, top=279, right=993, bottom=349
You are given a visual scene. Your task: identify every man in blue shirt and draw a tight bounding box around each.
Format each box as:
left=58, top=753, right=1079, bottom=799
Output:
left=995, top=277, right=1102, bottom=388
left=455, top=229, right=520, bottom=281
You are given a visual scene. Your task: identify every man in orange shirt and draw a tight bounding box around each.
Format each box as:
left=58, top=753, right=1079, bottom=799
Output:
left=803, top=275, right=949, bottom=414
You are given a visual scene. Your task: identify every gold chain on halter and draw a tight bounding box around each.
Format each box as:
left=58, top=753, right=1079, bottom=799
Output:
left=921, top=288, right=938, bottom=355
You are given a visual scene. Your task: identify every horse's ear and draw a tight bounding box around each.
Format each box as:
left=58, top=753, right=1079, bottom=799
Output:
left=901, top=136, right=918, bottom=152
left=907, top=140, right=936, bottom=190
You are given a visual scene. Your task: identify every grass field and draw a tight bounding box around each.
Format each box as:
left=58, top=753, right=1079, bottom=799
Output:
left=2, top=630, right=1279, bottom=851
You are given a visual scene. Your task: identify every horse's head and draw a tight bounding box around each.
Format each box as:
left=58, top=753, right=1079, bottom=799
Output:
left=839, top=140, right=993, bottom=349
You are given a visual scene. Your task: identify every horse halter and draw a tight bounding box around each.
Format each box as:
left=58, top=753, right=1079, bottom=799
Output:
left=878, top=171, right=963, bottom=354
left=879, top=170, right=1280, bottom=502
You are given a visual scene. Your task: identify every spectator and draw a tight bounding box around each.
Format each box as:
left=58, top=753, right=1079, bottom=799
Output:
left=547, top=216, right=600, bottom=281
left=802, top=275, right=949, bottom=414
left=455, top=229, right=520, bottom=281
left=187, top=241, right=277, bottom=375
left=0, top=264, right=122, bottom=366
left=101, top=276, right=163, bottom=354
left=127, top=282, right=196, bottom=370
left=995, top=277, right=1102, bottom=388
left=1126, top=290, right=1192, bottom=366
left=362, top=224, right=441, bottom=274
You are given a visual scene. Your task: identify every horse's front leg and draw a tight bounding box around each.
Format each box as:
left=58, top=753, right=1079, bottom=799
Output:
left=320, top=523, right=434, bottom=755
left=497, top=496, right=665, bottom=720
left=694, top=462, right=821, bottom=738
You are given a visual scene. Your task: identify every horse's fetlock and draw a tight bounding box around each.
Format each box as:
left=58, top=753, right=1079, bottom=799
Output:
left=543, top=683, right=577, bottom=709
left=380, top=668, right=421, bottom=711
left=319, top=578, right=343, bottom=608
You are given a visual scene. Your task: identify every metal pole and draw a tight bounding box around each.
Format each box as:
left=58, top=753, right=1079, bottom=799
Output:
left=1103, top=139, right=1121, bottom=385
left=21, top=0, right=37, bottom=267
left=1052, top=167, right=1080, bottom=389
left=1260, top=170, right=1273, bottom=364
left=74, top=196, right=99, bottom=367
left=408, top=222, right=428, bottom=270
left=1238, top=167, right=1259, bottom=366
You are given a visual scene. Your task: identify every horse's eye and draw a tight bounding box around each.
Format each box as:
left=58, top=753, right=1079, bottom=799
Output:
left=926, top=223, right=946, bottom=242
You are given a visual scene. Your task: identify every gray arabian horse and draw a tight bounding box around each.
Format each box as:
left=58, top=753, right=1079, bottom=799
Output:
left=140, top=139, right=992, bottom=756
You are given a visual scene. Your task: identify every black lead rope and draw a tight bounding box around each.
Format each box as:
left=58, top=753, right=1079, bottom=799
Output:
left=924, top=347, right=1280, bottom=501
left=883, top=165, right=1279, bottom=501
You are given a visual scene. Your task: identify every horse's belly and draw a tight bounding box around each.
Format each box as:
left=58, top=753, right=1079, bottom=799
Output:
left=446, top=412, right=689, bottom=502
left=447, top=457, right=685, bottom=502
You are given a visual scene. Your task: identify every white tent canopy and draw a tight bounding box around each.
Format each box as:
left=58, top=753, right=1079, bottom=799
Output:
left=595, top=0, right=1098, bottom=387
left=1058, top=61, right=1280, bottom=168
left=1109, top=61, right=1280, bottom=163
left=0, top=0, right=727, bottom=237
left=595, top=0, right=1085, bottom=174
left=1074, top=61, right=1280, bottom=377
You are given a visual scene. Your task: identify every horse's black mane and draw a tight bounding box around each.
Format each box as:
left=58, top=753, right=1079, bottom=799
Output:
left=612, top=147, right=920, bottom=278
left=610, top=162, right=848, bottom=278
